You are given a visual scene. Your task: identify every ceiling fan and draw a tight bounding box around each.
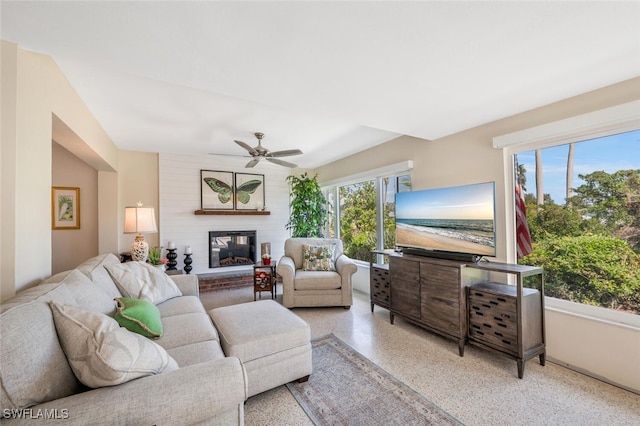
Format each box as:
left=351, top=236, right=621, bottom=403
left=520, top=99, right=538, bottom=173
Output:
left=228, top=132, right=303, bottom=168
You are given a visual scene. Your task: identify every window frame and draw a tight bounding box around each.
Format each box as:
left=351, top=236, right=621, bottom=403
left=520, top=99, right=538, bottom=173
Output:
left=494, top=100, right=640, bottom=326
left=321, top=161, right=413, bottom=265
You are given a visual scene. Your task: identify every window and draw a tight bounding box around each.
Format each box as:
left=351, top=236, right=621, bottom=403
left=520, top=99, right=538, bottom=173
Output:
left=323, top=166, right=412, bottom=263
left=515, top=130, right=639, bottom=314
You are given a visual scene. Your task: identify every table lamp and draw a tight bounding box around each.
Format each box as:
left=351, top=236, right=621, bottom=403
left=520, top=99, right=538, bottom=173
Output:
left=124, top=202, right=158, bottom=262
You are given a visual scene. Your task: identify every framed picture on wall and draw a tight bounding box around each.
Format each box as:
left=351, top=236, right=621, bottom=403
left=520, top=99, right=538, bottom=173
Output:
left=234, top=173, right=265, bottom=210
left=201, top=170, right=234, bottom=210
left=52, top=186, right=80, bottom=229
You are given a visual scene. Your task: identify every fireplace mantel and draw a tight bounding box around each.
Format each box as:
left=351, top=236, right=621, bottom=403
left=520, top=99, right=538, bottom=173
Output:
left=194, top=210, right=270, bottom=216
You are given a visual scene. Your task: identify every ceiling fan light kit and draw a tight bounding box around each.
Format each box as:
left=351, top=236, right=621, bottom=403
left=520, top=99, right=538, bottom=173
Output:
left=230, top=132, right=303, bottom=168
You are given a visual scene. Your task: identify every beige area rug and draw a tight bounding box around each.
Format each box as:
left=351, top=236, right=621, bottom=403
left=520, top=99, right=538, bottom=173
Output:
left=286, top=334, right=463, bottom=425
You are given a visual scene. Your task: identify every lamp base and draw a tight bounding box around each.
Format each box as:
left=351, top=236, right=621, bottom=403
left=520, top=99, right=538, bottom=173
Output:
left=131, top=234, right=149, bottom=262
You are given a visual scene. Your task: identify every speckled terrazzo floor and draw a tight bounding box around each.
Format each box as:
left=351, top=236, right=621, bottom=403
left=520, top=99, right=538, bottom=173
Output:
left=200, top=286, right=640, bottom=426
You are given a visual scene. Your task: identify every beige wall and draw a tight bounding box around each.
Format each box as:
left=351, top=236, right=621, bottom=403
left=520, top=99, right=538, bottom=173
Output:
left=118, top=151, right=160, bottom=253
left=315, top=77, right=640, bottom=263
left=51, top=142, right=99, bottom=273
left=1, top=41, right=120, bottom=300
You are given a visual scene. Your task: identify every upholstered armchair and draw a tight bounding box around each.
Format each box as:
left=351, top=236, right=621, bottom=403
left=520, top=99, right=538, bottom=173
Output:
left=277, top=238, right=358, bottom=309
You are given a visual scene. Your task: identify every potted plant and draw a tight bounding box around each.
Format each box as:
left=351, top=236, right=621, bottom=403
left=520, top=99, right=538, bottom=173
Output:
left=262, top=253, right=272, bottom=265
left=285, top=172, right=328, bottom=237
left=148, top=246, right=168, bottom=271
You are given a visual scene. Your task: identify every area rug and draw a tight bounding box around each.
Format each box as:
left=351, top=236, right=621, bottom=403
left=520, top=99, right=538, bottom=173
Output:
left=286, top=334, right=463, bottom=425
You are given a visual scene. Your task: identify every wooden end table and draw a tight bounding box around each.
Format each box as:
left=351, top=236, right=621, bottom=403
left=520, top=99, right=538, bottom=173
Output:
left=254, top=261, right=277, bottom=301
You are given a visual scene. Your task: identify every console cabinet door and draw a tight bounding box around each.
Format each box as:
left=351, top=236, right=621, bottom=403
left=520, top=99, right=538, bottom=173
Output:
left=420, top=263, right=461, bottom=335
left=390, top=257, right=421, bottom=319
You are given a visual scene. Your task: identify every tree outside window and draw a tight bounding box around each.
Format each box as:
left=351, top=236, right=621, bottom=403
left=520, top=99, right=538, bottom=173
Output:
left=516, top=130, right=640, bottom=314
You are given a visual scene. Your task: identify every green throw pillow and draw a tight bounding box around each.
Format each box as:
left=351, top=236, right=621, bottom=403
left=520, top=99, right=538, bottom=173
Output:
left=302, top=244, right=336, bottom=271
left=115, top=297, right=163, bottom=339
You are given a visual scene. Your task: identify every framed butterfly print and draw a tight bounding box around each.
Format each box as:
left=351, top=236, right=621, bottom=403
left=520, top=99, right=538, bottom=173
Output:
left=201, top=170, right=235, bottom=210
left=234, top=173, right=265, bottom=210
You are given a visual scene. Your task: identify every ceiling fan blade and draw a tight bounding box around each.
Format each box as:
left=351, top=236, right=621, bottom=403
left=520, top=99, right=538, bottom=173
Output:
left=245, top=158, right=261, bottom=168
left=235, top=140, right=259, bottom=156
left=208, top=152, right=250, bottom=157
left=267, top=157, right=298, bottom=168
left=269, top=149, right=303, bottom=157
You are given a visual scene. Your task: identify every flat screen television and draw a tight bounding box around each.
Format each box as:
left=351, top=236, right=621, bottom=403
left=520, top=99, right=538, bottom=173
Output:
left=395, top=181, right=496, bottom=259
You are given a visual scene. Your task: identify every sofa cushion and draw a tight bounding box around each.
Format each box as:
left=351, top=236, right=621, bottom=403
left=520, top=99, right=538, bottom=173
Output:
left=105, top=262, right=182, bottom=304
left=42, top=269, right=116, bottom=316
left=0, top=284, right=82, bottom=410
left=293, top=270, right=342, bottom=290
left=50, top=302, right=178, bottom=388
left=156, top=295, right=206, bottom=318
left=115, top=297, right=163, bottom=339
left=167, top=340, right=226, bottom=367
left=76, top=253, right=123, bottom=299
left=156, top=312, right=219, bottom=350
left=301, top=243, right=336, bottom=271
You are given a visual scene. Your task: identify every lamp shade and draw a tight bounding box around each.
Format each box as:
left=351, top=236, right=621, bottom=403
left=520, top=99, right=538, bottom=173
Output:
left=124, top=206, right=157, bottom=234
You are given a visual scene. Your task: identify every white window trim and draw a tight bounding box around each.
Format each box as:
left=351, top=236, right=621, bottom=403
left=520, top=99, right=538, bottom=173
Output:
left=494, top=100, right=640, bottom=324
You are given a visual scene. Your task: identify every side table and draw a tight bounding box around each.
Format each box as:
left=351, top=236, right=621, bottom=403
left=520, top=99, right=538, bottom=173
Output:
left=254, top=261, right=277, bottom=301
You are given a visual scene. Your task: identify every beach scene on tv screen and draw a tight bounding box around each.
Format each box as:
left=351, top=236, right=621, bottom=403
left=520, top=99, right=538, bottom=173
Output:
left=395, top=182, right=495, bottom=256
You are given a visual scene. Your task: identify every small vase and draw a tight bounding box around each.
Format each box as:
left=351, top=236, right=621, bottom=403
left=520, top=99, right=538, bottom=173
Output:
left=154, top=264, right=166, bottom=272
left=263, top=258, right=271, bottom=265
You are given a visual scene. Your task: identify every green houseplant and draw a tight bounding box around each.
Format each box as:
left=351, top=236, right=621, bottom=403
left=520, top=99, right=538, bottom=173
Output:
left=285, top=173, right=328, bottom=237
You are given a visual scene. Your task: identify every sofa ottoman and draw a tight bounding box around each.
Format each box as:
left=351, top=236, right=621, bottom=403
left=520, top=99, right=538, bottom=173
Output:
left=209, top=300, right=312, bottom=397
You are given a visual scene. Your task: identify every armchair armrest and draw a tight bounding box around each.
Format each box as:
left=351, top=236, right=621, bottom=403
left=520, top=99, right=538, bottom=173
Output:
left=170, top=274, right=199, bottom=296
left=277, top=256, right=295, bottom=284
left=336, top=254, right=358, bottom=278
left=11, top=358, right=247, bottom=425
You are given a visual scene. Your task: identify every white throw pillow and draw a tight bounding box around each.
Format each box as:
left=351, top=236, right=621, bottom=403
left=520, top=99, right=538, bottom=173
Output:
left=49, top=302, right=178, bottom=388
left=104, top=261, right=182, bottom=304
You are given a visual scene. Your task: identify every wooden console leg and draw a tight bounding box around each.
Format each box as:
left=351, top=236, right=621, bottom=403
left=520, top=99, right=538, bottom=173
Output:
left=458, top=340, right=465, bottom=357
left=297, top=375, right=310, bottom=383
left=539, top=352, right=546, bottom=366
left=370, top=302, right=374, bottom=312
left=390, top=313, right=394, bottom=324
left=517, top=360, right=525, bottom=379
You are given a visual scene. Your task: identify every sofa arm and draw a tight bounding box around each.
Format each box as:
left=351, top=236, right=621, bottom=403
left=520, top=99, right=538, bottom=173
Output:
left=6, top=358, right=247, bottom=425
left=170, top=274, right=199, bottom=296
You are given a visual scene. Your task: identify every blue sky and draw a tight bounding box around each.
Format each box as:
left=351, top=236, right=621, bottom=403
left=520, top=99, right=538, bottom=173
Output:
left=516, top=129, right=640, bottom=203
left=395, top=182, right=494, bottom=220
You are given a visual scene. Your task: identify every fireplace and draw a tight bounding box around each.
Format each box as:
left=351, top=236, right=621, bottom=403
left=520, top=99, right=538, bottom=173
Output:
left=209, top=230, right=257, bottom=268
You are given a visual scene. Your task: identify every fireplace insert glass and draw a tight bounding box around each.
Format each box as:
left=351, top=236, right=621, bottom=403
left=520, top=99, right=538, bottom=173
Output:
left=209, top=230, right=256, bottom=268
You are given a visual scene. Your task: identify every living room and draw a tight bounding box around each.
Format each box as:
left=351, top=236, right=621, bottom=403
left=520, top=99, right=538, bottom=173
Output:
left=1, top=1, right=639, bottom=423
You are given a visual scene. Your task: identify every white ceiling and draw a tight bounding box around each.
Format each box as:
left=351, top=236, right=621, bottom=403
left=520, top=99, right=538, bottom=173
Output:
left=2, top=1, right=639, bottom=169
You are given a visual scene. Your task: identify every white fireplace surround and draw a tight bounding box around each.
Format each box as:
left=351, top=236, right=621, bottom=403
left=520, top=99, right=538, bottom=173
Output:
left=158, top=153, right=291, bottom=275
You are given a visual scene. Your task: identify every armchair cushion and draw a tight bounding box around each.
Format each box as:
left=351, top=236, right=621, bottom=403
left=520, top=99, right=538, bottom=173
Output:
left=301, top=243, right=336, bottom=271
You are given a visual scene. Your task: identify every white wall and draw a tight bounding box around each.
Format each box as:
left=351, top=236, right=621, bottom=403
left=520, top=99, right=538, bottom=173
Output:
left=158, top=153, right=292, bottom=274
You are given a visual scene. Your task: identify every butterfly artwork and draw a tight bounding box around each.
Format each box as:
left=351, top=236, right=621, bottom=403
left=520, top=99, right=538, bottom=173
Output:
left=201, top=170, right=265, bottom=210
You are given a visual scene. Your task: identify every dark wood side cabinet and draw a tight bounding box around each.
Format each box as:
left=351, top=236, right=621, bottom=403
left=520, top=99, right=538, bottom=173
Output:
left=466, top=262, right=545, bottom=378
left=369, top=260, right=390, bottom=311
left=384, top=251, right=485, bottom=356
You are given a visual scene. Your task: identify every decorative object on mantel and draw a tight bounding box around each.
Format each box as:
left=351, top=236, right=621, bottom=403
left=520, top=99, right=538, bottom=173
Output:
left=166, top=242, right=178, bottom=271
left=234, top=173, right=264, bottom=210
left=52, top=186, right=80, bottom=230
left=285, top=173, right=328, bottom=237
left=210, top=132, right=302, bottom=168
left=184, top=255, right=193, bottom=274
left=201, top=170, right=234, bottom=210
left=201, top=170, right=265, bottom=212
left=124, top=202, right=157, bottom=262
left=193, top=210, right=270, bottom=216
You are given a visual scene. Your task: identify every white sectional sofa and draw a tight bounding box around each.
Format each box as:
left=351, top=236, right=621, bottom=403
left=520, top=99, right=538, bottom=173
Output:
left=1, top=254, right=248, bottom=425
